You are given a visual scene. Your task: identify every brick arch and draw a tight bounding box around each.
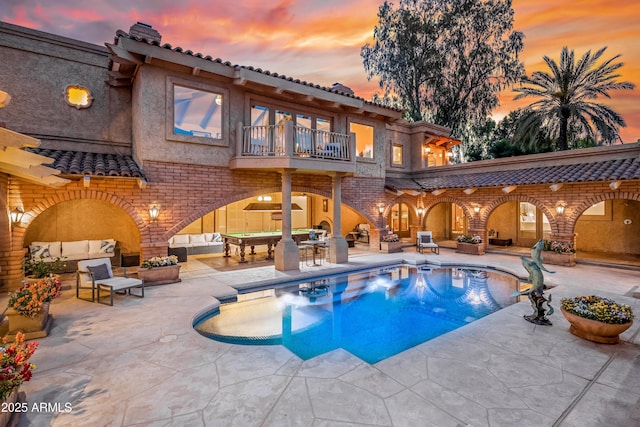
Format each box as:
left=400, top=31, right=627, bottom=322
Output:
left=18, top=189, right=146, bottom=249
left=424, top=196, right=474, bottom=225
left=163, top=185, right=337, bottom=241
left=567, top=191, right=640, bottom=235
left=482, top=194, right=559, bottom=235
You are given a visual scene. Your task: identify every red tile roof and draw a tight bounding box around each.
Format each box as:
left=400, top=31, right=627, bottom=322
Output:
left=26, top=148, right=144, bottom=178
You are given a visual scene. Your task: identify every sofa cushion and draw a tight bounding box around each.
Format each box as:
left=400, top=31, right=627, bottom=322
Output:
left=87, top=263, right=111, bottom=280
left=172, top=235, right=190, bottom=246
left=189, top=234, right=206, bottom=244
left=62, top=240, right=89, bottom=260
left=89, top=239, right=116, bottom=255
left=420, top=235, right=431, bottom=244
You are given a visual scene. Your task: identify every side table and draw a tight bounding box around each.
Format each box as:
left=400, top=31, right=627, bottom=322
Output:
left=121, top=252, right=140, bottom=277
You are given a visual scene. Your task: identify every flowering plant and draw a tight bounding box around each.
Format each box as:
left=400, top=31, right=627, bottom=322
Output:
left=0, top=332, right=38, bottom=401
left=381, top=233, right=400, bottom=242
left=24, top=256, right=66, bottom=279
left=456, top=235, right=482, bottom=244
left=543, top=240, right=575, bottom=254
left=561, top=295, right=634, bottom=324
left=8, top=277, right=62, bottom=318
left=141, top=255, right=179, bottom=269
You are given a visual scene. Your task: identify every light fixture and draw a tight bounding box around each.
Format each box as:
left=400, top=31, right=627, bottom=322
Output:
left=149, top=204, right=160, bottom=222
left=431, top=189, right=446, bottom=196
left=417, top=207, right=424, bottom=216
left=473, top=205, right=480, bottom=214
left=10, top=207, right=24, bottom=227
left=257, top=195, right=273, bottom=202
left=556, top=202, right=566, bottom=215
left=463, top=188, right=477, bottom=195
left=609, top=180, right=621, bottom=190
left=83, top=175, right=90, bottom=188
left=378, top=203, right=385, bottom=215
left=215, top=94, right=222, bottom=105
left=423, top=146, right=431, bottom=154
left=549, top=183, right=563, bottom=192
left=502, top=185, right=517, bottom=194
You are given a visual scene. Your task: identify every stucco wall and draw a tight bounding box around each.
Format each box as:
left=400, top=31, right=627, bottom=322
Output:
left=575, top=199, right=640, bottom=254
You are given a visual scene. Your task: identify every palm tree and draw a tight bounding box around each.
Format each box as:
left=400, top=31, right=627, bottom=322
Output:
left=513, top=47, right=635, bottom=151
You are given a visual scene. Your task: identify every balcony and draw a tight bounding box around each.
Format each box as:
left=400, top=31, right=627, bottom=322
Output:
left=229, top=121, right=356, bottom=174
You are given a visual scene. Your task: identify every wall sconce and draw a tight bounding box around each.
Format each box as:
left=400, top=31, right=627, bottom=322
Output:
left=149, top=205, right=160, bottom=222
left=431, top=189, right=446, bottom=196
left=473, top=205, right=480, bottom=214
left=417, top=207, right=424, bottom=217
left=609, top=181, right=621, bottom=190
left=10, top=207, right=24, bottom=227
left=555, top=202, right=566, bottom=215
left=378, top=203, right=385, bottom=215
left=463, top=188, right=477, bottom=195
left=502, top=185, right=517, bottom=194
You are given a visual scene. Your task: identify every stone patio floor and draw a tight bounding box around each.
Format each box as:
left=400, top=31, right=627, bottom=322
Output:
left=12, top=246, right=640, bottom=426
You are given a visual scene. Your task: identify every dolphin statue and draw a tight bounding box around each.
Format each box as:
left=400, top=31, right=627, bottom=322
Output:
left=531, top=240, right=555, bottom=274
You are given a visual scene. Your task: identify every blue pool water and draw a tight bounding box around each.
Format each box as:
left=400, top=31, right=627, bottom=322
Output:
left=194, top=264, right=520, bottom=363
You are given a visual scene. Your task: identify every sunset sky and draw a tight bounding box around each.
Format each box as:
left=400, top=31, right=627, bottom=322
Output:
left=2, top=0, right=639, bottom=142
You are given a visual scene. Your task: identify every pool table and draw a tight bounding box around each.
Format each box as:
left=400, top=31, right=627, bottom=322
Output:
left=222, top=229, right=312, bottom=263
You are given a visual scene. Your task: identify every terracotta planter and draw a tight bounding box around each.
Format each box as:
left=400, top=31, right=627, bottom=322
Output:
left=24, top=274, right=60, bottom=285
left=542, top=251, right=576, bottom=267
left=560, top=308, right=633, bottom=344
left=138, top=264, right=181, bottom=286
left=456, top=242, right=485, bottom=255
left=380, top=241, right=404, bottom=253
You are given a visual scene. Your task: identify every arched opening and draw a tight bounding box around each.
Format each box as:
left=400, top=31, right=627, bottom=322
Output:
left=486, top=201, right=550, bottom=248
left=24, top=199, right=141, bottom=258
left=575, top=199, right=640, bottom=260
left=425, top=202, right=468, bottom=242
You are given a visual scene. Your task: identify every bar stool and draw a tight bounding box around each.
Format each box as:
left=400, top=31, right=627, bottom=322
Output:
left=299, top=246, right=312, bottom=267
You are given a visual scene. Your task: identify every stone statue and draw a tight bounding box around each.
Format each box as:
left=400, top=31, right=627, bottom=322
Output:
left=514, top=240, right=554, bottom=325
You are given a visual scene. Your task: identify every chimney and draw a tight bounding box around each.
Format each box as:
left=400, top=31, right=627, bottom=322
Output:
left=331, top=82, right=354, bottom=96
left=128, top=22, right=162, bottom=43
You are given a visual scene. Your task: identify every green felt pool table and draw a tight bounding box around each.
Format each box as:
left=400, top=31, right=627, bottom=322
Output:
left=222, top=229, right=312, bottom=262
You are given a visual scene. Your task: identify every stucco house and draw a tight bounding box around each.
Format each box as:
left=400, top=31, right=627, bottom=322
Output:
left=1, top=21, right=639, bottom=289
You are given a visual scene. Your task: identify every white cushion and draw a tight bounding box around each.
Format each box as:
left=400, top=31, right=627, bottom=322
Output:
left=89, top=239, right=116, bottom=255
left=189, top=234, right=206, bottom=244
left=204, top=233, right=215, bottom=242
left=172, top=235, right=190, bottom=245
left=62, top=240, right=89, bottom=259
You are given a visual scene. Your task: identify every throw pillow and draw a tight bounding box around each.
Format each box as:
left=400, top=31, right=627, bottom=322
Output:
left=421, top=235, right=431, bottom=244
left=31, top=244, right=51, bottom=260
left=98, top=240, right=115, bottom=254
left=87, top=264, right=111, bottom=280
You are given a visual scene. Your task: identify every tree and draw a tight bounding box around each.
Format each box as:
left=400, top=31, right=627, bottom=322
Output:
left=513, top=47, right=635, bottom=150
left=361, top=0, right=524, bottom=142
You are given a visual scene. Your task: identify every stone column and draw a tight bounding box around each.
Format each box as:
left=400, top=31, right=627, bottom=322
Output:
left=275, top=169, right=299, bottom=271
left=328, top=173, right=348, bottom=264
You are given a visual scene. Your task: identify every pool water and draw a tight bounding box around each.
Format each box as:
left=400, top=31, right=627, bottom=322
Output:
left=195, top=264, right=521, bottom=364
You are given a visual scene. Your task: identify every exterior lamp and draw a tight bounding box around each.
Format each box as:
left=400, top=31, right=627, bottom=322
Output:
left=149, top=205, right=160, bottom=222
left=10, top=207, right=24, bottom=227
left=473, top=205, right=480, bottom=214
left=378, top=203, right=385, bottom=215
left=417, top=207, right=424, bottom=217
left=556, top=203, right=565, bottom=215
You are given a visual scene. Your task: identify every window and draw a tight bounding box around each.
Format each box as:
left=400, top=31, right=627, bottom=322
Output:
left=173, top=85, right=222, bottom=139
left=392, top=144, right=403, bottom=166
left=350, top=122, right=374, bottom=158
left=65, top=85, right=92, bottom=109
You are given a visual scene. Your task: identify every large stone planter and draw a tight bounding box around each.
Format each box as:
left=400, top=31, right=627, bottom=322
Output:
left=380, top=241, right=404, bottom=253
left=138, top=264, right=181, bottom=286
left=456, top=242, right=485, bottom=255
left=541, top=251, right=576, bottom=266
left=561, top=308, right=632, bottom=344
left=4, top=303, right=52, bottom=341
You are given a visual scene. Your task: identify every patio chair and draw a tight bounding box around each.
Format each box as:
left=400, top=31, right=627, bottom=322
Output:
left=77, top=258, right=144, bottom=306
left=417, top=231, right=439, bottom=255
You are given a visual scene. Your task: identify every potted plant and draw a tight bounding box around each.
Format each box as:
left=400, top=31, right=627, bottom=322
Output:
left=455, top=235, right=485, bottom=255
left=380, top=233, right=403, bottom=253
left=541, top=240, right=576, bottom=266
left=0, top=332, right=37, bottom=426
left=138, top=255, right=181, bottom=286
left=23, top=256, right=66, bottom=283
left=560, top=295, right=634, bottom=344
left=5, top=277, right=61, bottom=338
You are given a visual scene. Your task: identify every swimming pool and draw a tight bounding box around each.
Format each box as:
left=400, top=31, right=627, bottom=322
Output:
left=194, top=264, right=521, bottom=363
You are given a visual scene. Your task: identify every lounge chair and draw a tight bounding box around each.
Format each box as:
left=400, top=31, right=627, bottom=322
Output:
left=77, top=257, right=144, bottom=305
left=417, top=231, right=439, bottom=254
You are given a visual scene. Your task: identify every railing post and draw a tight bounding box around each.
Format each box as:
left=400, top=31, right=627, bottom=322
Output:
left=349, top=132, right=356, bottom=165
left=236, top=121, right=244, bottom=156
left=284, top=120, right=294, bottom=157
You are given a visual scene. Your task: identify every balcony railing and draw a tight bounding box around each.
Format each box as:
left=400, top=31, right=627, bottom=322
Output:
left=237, top=120, right=352, bottom=161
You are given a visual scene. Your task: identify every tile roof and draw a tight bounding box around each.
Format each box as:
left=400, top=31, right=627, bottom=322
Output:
left=386, top=156, right=640, bottom=192
left=116, top=30, right=403, bottom=113
left=25, top=148, right=145, bottom=178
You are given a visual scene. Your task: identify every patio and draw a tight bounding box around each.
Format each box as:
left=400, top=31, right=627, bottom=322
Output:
left=10, top=247, right=640, bottom=426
